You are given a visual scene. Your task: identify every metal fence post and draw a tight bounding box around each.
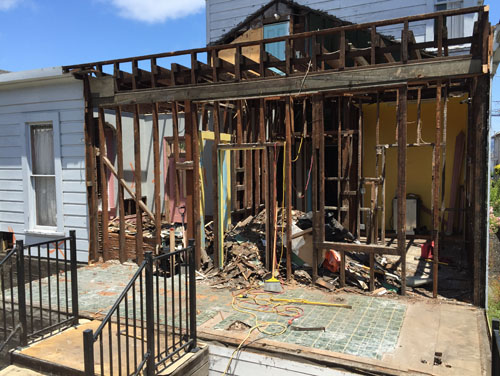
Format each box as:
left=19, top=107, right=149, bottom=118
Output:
left=15, top=240, right=27, bottom=346
left=145, top=251, right=155, bottom=376
left=69, top=230, right=79, bottom=325
left=188, top=239, right=197, bottom=350
left=83, top=329, right=95, bottom=375
left=493, top=319, right=500, bottom=376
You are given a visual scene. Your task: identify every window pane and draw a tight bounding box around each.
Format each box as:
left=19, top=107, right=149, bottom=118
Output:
left=31, top=125, right=54, bottom=175
left=34, top=176, right=57, bottom=227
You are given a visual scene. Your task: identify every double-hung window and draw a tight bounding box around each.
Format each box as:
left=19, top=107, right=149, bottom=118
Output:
left=30, top=124, right=57, bottom=227
left=23, top=112, right=62, bottom=234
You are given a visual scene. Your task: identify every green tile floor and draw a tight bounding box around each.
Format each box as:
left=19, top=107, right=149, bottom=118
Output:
left=18, top=263, right=406, bottom=360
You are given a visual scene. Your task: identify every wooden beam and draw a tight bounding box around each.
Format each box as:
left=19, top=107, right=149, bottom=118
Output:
left=133, top=104, right=144, bottom=263
left=98, top=108, right=110, bottom=261
left=115, top=107, right=126, bottom=263
left=318, top=242, right=400, bottom=255
left=96, top=58, right=483, bottom=105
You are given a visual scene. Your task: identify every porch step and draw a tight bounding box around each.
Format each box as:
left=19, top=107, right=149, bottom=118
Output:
left=10, top=320, right=209, bottom=376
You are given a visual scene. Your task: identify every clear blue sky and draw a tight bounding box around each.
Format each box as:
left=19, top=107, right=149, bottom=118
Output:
left=0, top=0, right=499, bottom=132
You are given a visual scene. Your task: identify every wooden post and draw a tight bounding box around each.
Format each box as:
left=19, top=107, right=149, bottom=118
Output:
left=340, top=30, right=346, bottom=69
left=185, top=101, right=201, bottom=269
left=370, top=25, right=376, bottom=65
left=437, top=15, right=443, bottom=58
left=83, top=77, right=98, bottom=262
left=133, top=104, right=144, bottom=263
left=312, top=94, right=324, bottom=283
left=285, top=97, right=293, bottom=280
left=260, top=99, right=270, bottom=270
left=192, top=103, right=202, bottom=269
left=213, top=102, right=221, bottom=268
left=432, top=82, right=442, bottom=298
left=401, top=20, right=409, bottom=64
left=397, top=86, right=407, bottom=296
left=172, top=102, right=181, bottom=218
left=152, top=103, right=162, bottom=254
left=98, top=108, right=110, bottom=261
left=115, top=107, right=126, bottom=263
left=471, top=75, right=489, bottom=307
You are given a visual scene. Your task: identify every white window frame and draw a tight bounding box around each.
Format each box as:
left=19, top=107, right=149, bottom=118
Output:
left=21, top=112, right=64, bottom=236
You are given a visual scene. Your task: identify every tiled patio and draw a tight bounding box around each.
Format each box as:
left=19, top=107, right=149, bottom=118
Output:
left=15, top=262, right=490, bottom=375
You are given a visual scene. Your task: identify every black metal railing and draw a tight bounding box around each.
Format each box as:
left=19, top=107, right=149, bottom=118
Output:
left=83, top=241, right=197, bottom=376
left=493, top=318, right=500, bottom=376
left=0, top=231, right=79, bottom=352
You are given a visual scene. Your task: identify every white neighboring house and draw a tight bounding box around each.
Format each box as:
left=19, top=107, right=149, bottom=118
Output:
left=206, top=0, right=481, bottom=45
left=0, top=67, right=88, bottom=262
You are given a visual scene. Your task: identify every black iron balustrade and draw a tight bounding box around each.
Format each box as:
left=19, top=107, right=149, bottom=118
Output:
left=0, top=231, right=79, bottom=352
left=83, top=240, right=197, bottom=376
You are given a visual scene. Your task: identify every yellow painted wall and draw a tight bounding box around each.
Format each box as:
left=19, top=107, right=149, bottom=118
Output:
left=362, top=96, right=468, bottom=231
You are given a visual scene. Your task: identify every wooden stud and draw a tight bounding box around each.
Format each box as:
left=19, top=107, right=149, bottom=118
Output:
left=285, top=97, right=293, bottom=280
left=213, top=102, right=221, bottom=268
left=133, top=104, right=144, bottom=263
left=83, top=77, right=99, bottom=262
left=172, top=102, right=181, bottom=218
left=185, top=100, right=194, bottom=241
left=235, top=46, right=242, bottom=81
left=115, top=107, right=126, bottom=263
left=437, top=15, right=443, bottom=58
left=260, top=99, right=270, bottom=270
left=397, top=86, right=407, bottom=296
left=192, top=103, right=202, bottom=269
left=432, top=81, right=442, bottom=298
left=152, top=103, right=162, bottom=254
left=401, top=20, right=409, bottom=64
left=98, top=108, right=110, bottom=261
left=340, top=30, right=346, bottom=69
left=370, top=25, right=377, bottom=65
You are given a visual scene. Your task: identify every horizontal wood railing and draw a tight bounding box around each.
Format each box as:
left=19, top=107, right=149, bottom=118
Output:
left=63, top=6, right=488, bottom=92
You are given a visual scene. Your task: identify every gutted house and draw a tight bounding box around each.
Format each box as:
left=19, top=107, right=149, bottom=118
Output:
left=0, top=1, right=497, bottom=375
left=59, top=1, right=494, bottom=308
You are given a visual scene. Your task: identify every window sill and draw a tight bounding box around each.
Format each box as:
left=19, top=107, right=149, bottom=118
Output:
left=25, top=229, right=65, bottom=237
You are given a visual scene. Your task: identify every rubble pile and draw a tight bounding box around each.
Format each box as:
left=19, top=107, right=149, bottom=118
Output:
left=206, top=241, right=266, bottom=289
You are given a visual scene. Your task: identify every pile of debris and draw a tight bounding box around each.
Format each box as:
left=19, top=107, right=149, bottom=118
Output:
left=205, top=241, right=266, bottom=289
left=202, top=208, right=403, bottom=294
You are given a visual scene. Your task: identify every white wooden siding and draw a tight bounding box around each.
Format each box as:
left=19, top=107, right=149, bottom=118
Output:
left=206, top=0, right=479, bottom=44
left=0, top=75, right=89, bottom=262
left=208, top=345, right=356, bottom=375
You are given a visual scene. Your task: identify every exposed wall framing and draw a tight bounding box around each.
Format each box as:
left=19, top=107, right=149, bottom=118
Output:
left=67, top=6, right=492, bottom=307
